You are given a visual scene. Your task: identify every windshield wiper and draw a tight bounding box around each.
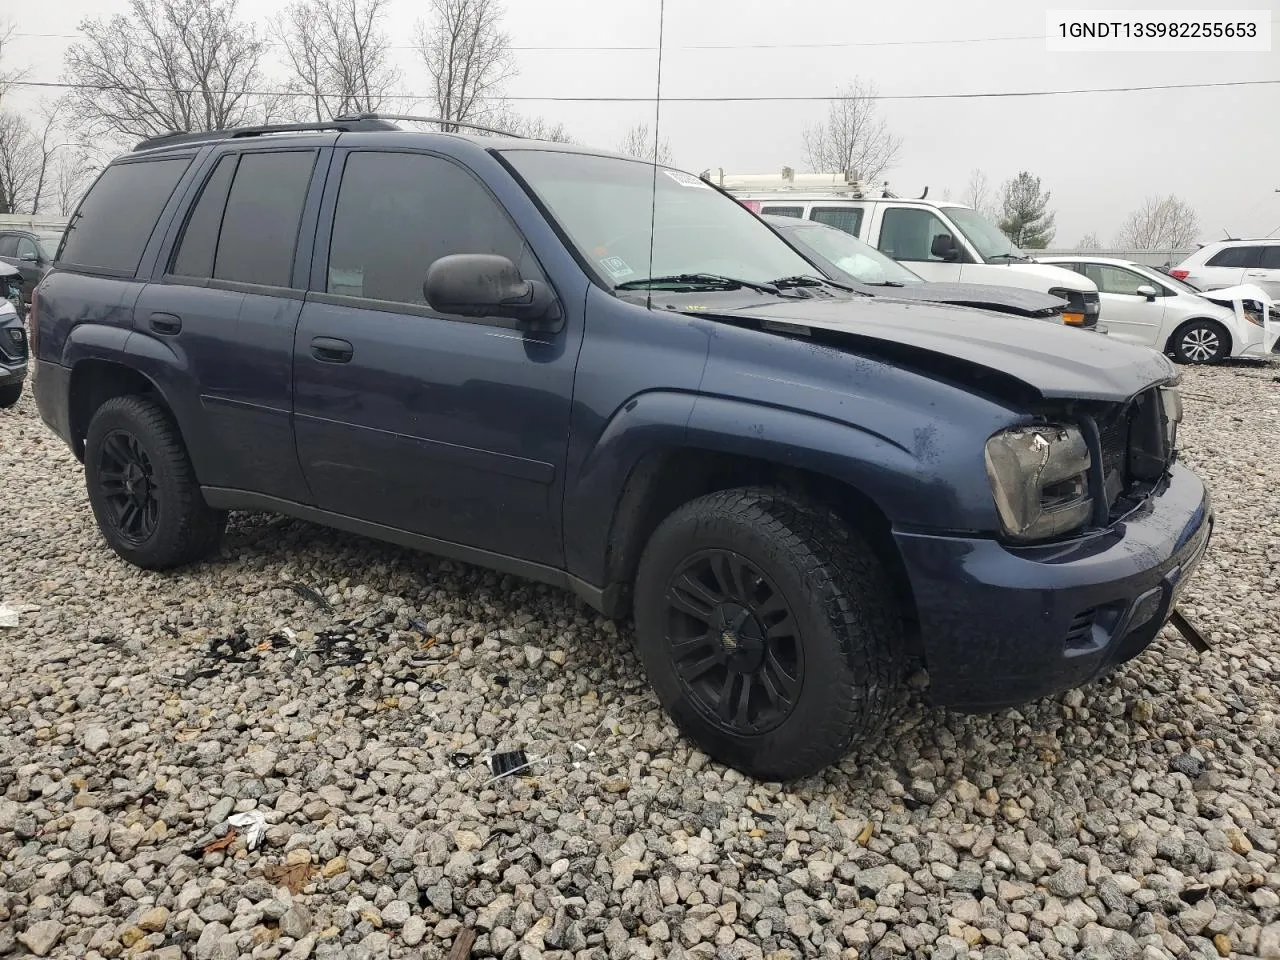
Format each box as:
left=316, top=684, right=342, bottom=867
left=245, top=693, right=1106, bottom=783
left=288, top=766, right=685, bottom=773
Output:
left=615, top=273, right=781, bottom=295
left=866, top=280, right=907, bottom=288
left=989, top=252, right=1030, bottom=262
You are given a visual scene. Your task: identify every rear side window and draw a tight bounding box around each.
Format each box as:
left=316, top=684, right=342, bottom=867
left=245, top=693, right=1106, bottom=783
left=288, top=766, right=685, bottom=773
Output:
left=0, top=236, right=16, bottom=256
left=213, top=151, right=316, bottom=287
left=760, top=205, right=803, bottom=218
left=1260, top=246, right=1280, bottom=269
left=809, top=207, right=863, bottom=236
left=170, top=154, right=237, bottom=278
left=1206, top=246, right=1260, bottom=268
left=325, top=151, right=537, bottom=305
left=15, top=237, right=38, bottom=260
left=59, top=158, right=191, bottom=274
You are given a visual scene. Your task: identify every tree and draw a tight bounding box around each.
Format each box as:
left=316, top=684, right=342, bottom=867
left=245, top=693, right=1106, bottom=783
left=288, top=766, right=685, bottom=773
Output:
left=61, top=0, right=271, bottom=144
left=963, top=169, right=998, bottom=219
left=414, top=0, right=515, bottom=130
left=0, top=113, right=39, bottom=213
left=998, top=171, right=1056, bottom=249
left=617, top=123, right=673, bottom=165
left=802, top=79, right=900, bottom=183
left=484, top=105, right=573, bottom=142
left=1076, top=232, right=1103, bottom=251
left=272, top=0, right=399, bottom=122
left=1115, top=195, right=1199, bottom=249
left=0, top=22, right=25, bottom=109
left=52, top=150, right=98, bottom=214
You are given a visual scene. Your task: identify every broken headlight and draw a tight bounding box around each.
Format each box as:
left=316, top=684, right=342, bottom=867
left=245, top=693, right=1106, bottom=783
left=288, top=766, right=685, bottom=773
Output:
left=984, top=425, right=1093, bottom=542
left=1243, top=300, right=1265, bottom=327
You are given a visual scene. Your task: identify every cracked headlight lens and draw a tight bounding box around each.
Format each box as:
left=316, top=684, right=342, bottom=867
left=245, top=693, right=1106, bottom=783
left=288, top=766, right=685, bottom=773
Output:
left=984, top=425, right=1093, bottom=542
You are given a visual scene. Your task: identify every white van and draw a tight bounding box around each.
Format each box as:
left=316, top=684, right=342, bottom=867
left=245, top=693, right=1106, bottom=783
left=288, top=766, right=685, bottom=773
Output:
left=706, top=170, right=1102, bottom=328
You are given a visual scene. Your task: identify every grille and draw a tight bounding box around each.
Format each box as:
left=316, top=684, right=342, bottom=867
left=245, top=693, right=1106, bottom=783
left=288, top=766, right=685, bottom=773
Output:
left=1098, top=410, right=1129, bottom=503
left=1064, top=608, right=1097, bottom=650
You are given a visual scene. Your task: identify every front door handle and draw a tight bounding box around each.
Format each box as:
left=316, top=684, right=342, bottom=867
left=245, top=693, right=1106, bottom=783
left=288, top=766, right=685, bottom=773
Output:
left=311, top=336, right=353, bottom=363
left=149, top=312, right=182, bottom=335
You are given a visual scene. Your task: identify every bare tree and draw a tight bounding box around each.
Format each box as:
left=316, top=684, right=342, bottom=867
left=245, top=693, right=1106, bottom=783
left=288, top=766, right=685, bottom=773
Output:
left=1115, top=195, right=1200, bottom=249
left=62, top=0, right=271, bottom=144
left=0, top=22, right=26, bottom=109
left=802, top=79, right=900, bottom=183
left=617, top=123, right=673, bottom=165
left=963, top=169, right=998, bottom=219
left=273, top=0, right=399, bottom=122
left=52, top=150, right=99, bottom=214
left=414, top=0, right=515, bottom=130
left=487, top=108, right=573, bottom=142
left=0, top=113, right=39, bottom=213
left=1076, top=232, right=1103, bottom=251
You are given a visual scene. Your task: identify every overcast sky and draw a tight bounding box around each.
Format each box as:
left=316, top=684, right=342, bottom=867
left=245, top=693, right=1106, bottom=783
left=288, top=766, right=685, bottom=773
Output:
left=7, top=0, right=1279, bottom=245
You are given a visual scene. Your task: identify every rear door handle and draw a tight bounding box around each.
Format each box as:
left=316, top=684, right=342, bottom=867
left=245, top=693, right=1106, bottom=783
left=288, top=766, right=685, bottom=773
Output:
left=311, top=336, right=353, bottom=363
left=149, top=312, right=182, bottom=335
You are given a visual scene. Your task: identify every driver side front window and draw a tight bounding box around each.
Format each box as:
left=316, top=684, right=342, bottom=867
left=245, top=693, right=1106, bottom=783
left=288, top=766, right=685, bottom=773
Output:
left=878, top=208, right=960, bottom=262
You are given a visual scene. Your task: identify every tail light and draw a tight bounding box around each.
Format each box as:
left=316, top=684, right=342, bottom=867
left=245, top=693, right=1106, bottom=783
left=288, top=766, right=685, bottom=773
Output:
left=740, top=199, right=762, bottom=213
left=1170, top=269, right=1190, bottom=281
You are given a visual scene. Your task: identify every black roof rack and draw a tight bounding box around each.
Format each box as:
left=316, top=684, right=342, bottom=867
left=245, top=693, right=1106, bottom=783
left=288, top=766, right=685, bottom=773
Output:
left=332, top=112, right=525, bottom=138
left=132, top=116, right=401, bottom=152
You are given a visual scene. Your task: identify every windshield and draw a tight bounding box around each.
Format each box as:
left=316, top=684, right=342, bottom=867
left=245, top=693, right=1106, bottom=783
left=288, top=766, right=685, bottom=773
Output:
left=502, top=150, right=819, bottom=289
left=37, top=234, right=61, bottom=261
left=772, top=218, right=922, bottom=285
left=946, top=206, right=1026, bottom=261
left=1132, top=263, right=1199, bottom=295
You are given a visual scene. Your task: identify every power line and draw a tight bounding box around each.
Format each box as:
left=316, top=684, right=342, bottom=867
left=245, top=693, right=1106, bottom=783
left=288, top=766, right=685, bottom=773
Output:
left=9, top=78, right=1279, bottom=102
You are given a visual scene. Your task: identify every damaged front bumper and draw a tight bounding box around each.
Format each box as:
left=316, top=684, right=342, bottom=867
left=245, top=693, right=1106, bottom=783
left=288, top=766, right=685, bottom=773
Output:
left=894, top=461, right=1212, bottom=711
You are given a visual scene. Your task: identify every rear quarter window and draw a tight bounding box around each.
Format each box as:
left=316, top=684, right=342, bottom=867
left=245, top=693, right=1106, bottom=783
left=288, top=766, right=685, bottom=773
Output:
left=1205, top=246, right=1261, bottom=269
left=59, top=158, right=192, bottom=275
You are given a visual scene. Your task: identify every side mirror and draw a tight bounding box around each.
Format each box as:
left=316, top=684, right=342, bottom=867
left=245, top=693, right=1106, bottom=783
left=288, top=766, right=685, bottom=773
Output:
left=424, top=254, right=561, bottom=330
left=19, top=254, right=37, bottom=263
left=930, top=233, right=960, bottom=262
left=1135, top=284, right=1158, bottom=301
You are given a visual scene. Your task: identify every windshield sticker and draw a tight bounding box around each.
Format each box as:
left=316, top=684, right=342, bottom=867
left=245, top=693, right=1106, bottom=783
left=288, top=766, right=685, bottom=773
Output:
left=664, top=170, right=711, bottom=189
left=600, top=256, right=634, bottom=279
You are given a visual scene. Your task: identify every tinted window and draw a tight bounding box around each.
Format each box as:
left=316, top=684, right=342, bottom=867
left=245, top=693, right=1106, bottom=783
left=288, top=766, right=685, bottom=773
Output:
left=760, top=205, right=803, bottom=218
left=1084, top=264, right=1153, bottom=296
left=59, top=158, right=191, bottom=273
left=170, top=155, right=237, bottom=278
left=878, top=207, right=960, bottom=262
left=214, top=151, right=316, bottom=287
left=809, top=207, right=863, bottom=236
left=15, top=237, right=38, bottom=260
left=1260, top=246, right=1280, bottom=269
left=326, top=151, right=537, bottom=305
left=1206, top=246, right=1260, bottom=268
left=0, top=236, right=16, bottom=257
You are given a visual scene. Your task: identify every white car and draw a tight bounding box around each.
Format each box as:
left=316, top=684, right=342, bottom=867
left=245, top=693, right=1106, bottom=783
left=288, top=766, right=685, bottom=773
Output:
left=1170, top=239, right=1280, bottom=299
left=1038, top=255, right=1278, bottom=364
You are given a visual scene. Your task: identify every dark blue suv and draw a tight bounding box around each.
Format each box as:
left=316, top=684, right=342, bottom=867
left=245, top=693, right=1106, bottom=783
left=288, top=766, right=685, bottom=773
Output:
left=30, top=117, right=1212, bottom=779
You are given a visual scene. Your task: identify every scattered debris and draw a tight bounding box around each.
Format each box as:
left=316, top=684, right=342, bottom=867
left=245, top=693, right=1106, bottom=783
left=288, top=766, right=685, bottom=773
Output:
left=280, top=580, right=333, bottom=614
left=263, top=861, right=316, bottom=894
left=228, top=811, right=267, bottom=851
left=0, top=604, right=19, bottom=628
left=493, top=675, right=510, bottom=687
left=855, top=821, right=875, bottom=846
left=445, top=927, right=476, bottom=960
left=159, top=623, right=180, bottom=637
left=89, top=635, right=118, bottom=645
left=408, top=617, right=430, bottom=633
left=486, top=750, right=551, bottom=784
left=450, top=753, right=473, bottom=769
left=201, top=830, right=238, bottom=855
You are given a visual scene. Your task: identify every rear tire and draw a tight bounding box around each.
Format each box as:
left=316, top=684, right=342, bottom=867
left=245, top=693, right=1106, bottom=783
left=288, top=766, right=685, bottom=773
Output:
left=84, top=395, right=226, bottom=569
left=633, top=487, right=903, bottom=780
left=1170, top=320, right=1228, bottom=365
left=0, top=382, right=21, bottom=408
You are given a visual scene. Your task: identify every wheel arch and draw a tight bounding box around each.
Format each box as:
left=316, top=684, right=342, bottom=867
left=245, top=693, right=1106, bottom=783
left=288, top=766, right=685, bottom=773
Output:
left=68, top=358, right=179, bottom=463
left=1164, top=316, right=1232, bottom=359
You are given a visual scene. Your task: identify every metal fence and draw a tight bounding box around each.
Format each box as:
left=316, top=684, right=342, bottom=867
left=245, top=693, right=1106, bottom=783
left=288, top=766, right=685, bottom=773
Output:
left=1038, top=248, right=1195, bottom=267
left=0, top=214, right=71, bottom=233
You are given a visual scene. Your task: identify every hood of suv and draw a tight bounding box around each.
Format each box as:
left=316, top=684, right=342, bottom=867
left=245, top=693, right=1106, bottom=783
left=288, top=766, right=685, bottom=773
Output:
left=864, top=281, right=1066, bottom=320
left=694, top=295, right=1174, bottom=402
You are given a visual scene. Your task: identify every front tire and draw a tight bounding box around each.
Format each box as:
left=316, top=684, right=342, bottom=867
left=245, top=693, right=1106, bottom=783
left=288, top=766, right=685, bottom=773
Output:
left=0, top=382, right=21, bottom=408
left=84, top=395, right=226, bottom=569
left=1170, top=320, right=1228, bottom=364
left=633, top=488, right=903, bottom=780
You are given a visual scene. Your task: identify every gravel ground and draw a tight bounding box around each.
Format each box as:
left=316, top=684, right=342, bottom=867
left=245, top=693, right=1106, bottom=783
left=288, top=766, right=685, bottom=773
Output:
left=2, top=363, right=1279, bottom=960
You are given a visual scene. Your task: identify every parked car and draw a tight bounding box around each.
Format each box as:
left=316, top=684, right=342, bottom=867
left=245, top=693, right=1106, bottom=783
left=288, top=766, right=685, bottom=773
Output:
left=0, top=228, right=63, bottom=307
left=32, top=117, right=1211, bottom=780
left=704, top=170, right=1102, bottom=328
left=0, top=269, right=28, bottom=407
left=1039, top=255, right=1278, bottom=364
left=1171, top=239, right=1280, bottom=299
left=766, top=215, right=1069, bottom=323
